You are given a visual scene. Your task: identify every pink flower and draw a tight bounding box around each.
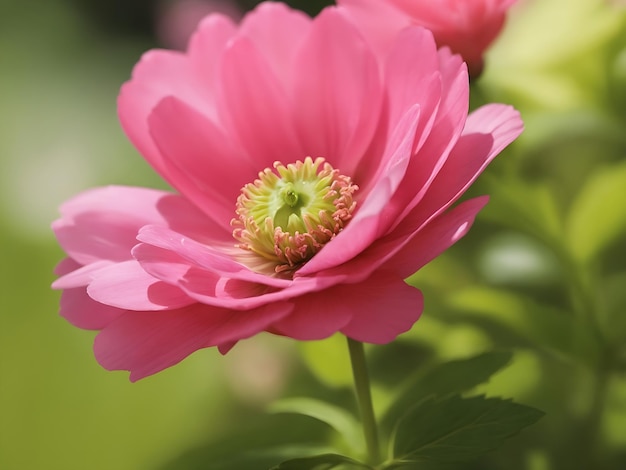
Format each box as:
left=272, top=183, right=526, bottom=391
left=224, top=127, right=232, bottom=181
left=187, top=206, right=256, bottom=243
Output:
left=52, top=2, right=523, bottom=381
left=338, top=0, right=517, bottom=77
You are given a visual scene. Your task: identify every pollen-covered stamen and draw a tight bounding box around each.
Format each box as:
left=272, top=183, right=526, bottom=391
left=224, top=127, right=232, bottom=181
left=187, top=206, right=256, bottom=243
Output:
left=231, top=157, right=358, bottom=273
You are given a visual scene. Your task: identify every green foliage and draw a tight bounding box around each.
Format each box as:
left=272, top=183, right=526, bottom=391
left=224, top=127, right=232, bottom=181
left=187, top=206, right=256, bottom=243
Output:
left=387, top=395, right=544, bottom=467
left=566, top=162, right=626, bottom=264
left=271, top=454, right=372, bottom=470
left=270, top=397, right=364, bottom=455
left=381, top=352, right=513, bottom=432
left=446, top=288, right=602, bottom=368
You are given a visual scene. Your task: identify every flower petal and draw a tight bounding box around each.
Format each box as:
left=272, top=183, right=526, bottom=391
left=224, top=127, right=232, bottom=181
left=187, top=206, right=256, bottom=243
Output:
left=217, top=35, right=304, bottom=170
left=387, top=32, right=470, bottom=229
left=383, top=26, right=441, bottom=152
left=338, top=275, right=424, bottom=343
left=135, top=225, right=291, bottom=288
left=52, top=260, right=113, bottom=289
left=297, top=104, right=421, bottom=276
left=238, top=2, right=311, bottom=89
left=52, top=186, right=229, bottom=265
left=148, top=96, right=254, bottom=226
left=134, top=232, right=337, bottom=310
left=386, top=196, right=490, bottom=278
left=118, top=50, right=215, bottom=178
left=314, top=196, right=489, bottom=284
left=338, top=0, right=412, bottom=59
left=87, top=260, right=195, bottom=311
left=94, top=302, right=293, bottom=381
left=291, top=7, right=383, bottom=177
left=59, top=289, right=126, bottom=330
left=187, top=13, right=237, bottom=98
left=271, top=290, right=354, bottom=340
left=399, top=104, right=523, bottom=235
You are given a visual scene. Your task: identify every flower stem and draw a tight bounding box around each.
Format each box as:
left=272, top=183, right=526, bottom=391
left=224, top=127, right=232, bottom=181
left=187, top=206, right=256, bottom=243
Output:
left=346, top=337, right=381, bottom=465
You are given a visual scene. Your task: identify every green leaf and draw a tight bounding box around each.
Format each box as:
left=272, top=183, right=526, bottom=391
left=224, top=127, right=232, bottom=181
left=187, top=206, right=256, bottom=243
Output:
left=566, top=162, right=626, bottom=263
left=164, top=446, right=333, bottom=470
left=158, top=413, right=334, bottom=470
left=381, top=352, right=513, bottom=432
left=481, top=176, right=562, bottom=245
left=390, top=395, right=544, bottom=464
left=269, top=398, right=363, bottom=455
left=597, top=271, right=626, bottom=344
left=271, top=453, right=372, bottom=470
left=447, top=287, right=601, bottom=368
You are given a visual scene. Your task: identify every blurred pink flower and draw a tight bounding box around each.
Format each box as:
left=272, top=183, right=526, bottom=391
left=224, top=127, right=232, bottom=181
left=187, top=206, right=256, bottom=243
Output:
left=156, top=0, right=242, bottom=50
left=52, top=2, right=523, bottom=381
left=339, top=0, right=517, bottom=77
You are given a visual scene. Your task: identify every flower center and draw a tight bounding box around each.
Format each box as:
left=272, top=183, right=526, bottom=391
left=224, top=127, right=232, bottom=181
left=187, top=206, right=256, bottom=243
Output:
left=232, top=157, right=358, bottom=274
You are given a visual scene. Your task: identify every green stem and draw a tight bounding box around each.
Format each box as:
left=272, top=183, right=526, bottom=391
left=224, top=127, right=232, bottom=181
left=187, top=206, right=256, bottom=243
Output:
left=347, top=337, right=381, bottom=465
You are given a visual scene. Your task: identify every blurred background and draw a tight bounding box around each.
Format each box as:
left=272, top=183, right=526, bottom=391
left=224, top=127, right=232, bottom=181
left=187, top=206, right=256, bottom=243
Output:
left=1, top=0, right=625, bottom=469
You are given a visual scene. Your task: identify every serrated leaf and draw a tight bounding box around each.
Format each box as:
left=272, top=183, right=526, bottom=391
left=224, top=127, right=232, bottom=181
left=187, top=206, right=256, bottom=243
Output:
left=269, top=398, right=363, bottom=454
left=381, top=352, right=513, bottom=432
left=390, top=395, right=544, bottom=464
left=566, top=162, right=626, bottom=263
left=271, top=453, right=372, bottom=470
left=447, top=287, right=601, bottom=368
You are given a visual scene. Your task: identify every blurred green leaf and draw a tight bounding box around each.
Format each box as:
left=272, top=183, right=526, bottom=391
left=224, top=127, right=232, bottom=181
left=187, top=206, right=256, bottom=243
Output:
left=481, top=176, right=562, bottom=245
left=566, top=162, right=626, bottom=264
left=167, top=446, right=335, bottom=470
left=270, top=398, right=363, bottom=455
left=388, top=395, right=544, bottom=465
left=381, top=352, right=513, bottom=432
left=447, top=287, right=601, bottom=368
left=299, top=334, right=353, bottom=387
left=598, top=271, right=626, bottom=344
left=271, top=453, right=372, bottom=469
left=158, top=413, right=333, bottom=470
left=483, top=0, right=624, bottom=111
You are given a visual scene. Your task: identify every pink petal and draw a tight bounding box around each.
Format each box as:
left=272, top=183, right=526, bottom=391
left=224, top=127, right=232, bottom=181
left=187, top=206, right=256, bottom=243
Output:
left=217, top=35, right=304, bottom=170
left=387, top=32, right=470, bottom=229
left=52, top=260, right=113, bottom=289
left=118, top=50, right=215, bottom=178
left=383, top=26, right=441, bottom=153
left=86, top=260, right=194, bottom=311
left=52, top=186, right=229, bottom=265
left=399, top=104, right=522, bottom=236
left=94, top=302, right=293, bottom=381
left=386, top=196, right=490, bottom=278
left=148, top=96, right=254, bottom=227
left=135, top=225, right=291, bottom=288
left=271, top=289, right=354, bottom=340
left=338, top=0, right=412, bottom=59
left=133, top=228, right=330, bottom=310
left=52, top=186, right=173, bottom=265
left=238, top=2, right=311, bottom=90
left=187, top=13, right=237, bottom=97
left=54, top=257, right=80, bottom=276
left=59, top=288, right=126, bottom=330
left=297, top=104, right=421, bottom=276
left=291, top=7, right=383, bottom=177
left=133, top=237, right=330, bottom=310
left=314, top=196, right=489, bottom=285
left=338, top=275, right=424, bottom=343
